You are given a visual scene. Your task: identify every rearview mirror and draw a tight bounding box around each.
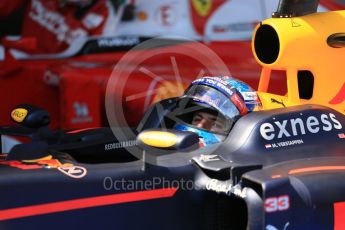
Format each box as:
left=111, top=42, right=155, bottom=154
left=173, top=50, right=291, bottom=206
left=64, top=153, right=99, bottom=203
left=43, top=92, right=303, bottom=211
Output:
left=11, top=104, right=50, bottom=128
left=137, top=129, right=199, bottom=152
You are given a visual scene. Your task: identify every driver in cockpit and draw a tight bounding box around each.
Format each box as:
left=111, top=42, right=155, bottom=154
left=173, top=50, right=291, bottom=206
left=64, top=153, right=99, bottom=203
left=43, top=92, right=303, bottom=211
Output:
left=170, top=76, right=261, bottom=147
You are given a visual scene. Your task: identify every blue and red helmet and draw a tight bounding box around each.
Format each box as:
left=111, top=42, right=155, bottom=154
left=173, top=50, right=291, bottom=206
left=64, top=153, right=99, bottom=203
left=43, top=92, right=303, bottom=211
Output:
left=173, top=76, right=261, bottom=146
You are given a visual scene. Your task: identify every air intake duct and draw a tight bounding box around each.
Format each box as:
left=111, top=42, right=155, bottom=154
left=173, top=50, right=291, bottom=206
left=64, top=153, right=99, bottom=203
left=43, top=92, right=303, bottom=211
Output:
left=252, top=10, right=345, bottom=67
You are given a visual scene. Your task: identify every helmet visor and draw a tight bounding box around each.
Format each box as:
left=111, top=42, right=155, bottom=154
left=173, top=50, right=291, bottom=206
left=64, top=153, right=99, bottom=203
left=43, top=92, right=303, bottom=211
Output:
left=168, top=85, right=241, bottom=135
left=185, top=85, right=240, bottom=121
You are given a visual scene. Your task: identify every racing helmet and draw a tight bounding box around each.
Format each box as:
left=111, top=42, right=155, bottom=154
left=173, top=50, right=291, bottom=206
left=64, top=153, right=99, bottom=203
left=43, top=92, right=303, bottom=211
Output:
left=171, top=76, right=261, bottom=146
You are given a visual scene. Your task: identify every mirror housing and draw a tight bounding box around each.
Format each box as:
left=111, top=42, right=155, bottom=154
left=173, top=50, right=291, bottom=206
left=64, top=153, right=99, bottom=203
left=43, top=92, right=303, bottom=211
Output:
left=11, top=104, right=50, bottom=128
left=137, top=129, right=199, bottom=152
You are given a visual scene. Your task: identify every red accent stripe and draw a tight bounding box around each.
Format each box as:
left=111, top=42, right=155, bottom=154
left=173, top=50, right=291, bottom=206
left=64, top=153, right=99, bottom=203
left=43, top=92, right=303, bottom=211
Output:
left=334, top=202, right=345, bottom=230
left=67, top=127, right=99, bottom=134
left=329, top=83, right=345, bottom=105
left=0, top=188, right=178, bottom=221
left=288, top=166, right=345, bottom=175
left=271, top=175, right=282, bottom=179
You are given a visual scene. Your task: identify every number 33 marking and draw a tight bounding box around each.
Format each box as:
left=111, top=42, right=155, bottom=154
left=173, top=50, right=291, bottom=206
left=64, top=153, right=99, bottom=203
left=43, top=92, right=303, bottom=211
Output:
left=265, top=195, right=290, bottom=213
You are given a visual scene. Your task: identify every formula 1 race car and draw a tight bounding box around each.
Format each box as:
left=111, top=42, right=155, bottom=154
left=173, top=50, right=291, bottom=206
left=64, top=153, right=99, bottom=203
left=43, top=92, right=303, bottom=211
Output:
left=0, top=0, right=342, bottom=132
left=1, top=0, right=345, bottom=229
left=0, top=0, right=276, bottom=130
left=2, top=101, right=345, bottom=230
